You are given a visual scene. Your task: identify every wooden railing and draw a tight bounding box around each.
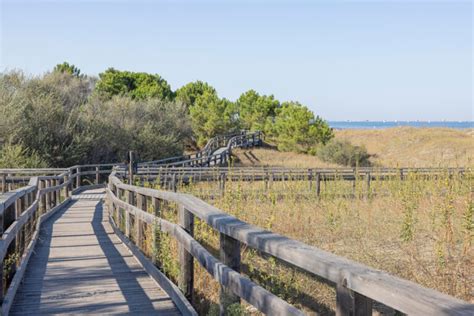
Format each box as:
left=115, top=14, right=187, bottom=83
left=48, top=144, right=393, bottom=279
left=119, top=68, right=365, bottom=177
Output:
left=126, top=166, right=469, bottom=197
left=1, top=131, right=473, bottom=315
left=0, top=163, right=118, bottom=315
left=107, top=172, right=473, bottom=316
left=138, top=131, right=263, bottom=168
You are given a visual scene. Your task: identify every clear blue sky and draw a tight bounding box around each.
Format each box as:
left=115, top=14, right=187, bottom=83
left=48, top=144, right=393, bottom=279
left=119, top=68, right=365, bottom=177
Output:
left=1, top=0, right=472, bottom=121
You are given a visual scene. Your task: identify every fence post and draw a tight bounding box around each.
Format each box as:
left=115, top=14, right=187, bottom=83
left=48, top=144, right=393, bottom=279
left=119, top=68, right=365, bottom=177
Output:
left=315, top=172, right=321, bottom=197
left=45, top=180, right=51, bottom=210
left=308, top=168, right=313, bottom=190
left=136, top=193, right=146, bottom=249
left=76, top=167, right=81, bottom=189
left=55, top=179, right=60, bottom=205
left=336, top=279, right=372, bottom=316
left=219, top=233, right=241, bottom=314
left=366, top=172, right=371, bottom=198
left=151, top=197, right=161, bottom=265
left=220, top=172, right=226, bottom=196
left=178, top=205, right=194, bottom=301
left=125, top=190, right=134, bottom=238
left=128, top=151, right=135, bottom=185
left=39, top=180, right=46, bottom=214
left=1, top=173, right=6, bottom=193
left=95, top=166, right=100, bottom=184
left=63, top=174, right=69, bottom=198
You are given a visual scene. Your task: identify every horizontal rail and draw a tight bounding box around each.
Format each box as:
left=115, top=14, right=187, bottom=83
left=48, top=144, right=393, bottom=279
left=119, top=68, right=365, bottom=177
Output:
left=108, top=174, right=473, bottom=315
left=107, top=189, right=302, bottom=315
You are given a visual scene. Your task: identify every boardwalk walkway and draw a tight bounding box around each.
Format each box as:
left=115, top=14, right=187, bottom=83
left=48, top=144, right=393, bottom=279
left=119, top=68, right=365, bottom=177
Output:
left=10, top=189, right=180, bottom=315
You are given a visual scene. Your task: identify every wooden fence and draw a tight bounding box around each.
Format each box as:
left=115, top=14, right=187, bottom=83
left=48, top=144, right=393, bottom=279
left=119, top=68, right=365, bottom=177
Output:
left=107, top=171, right=473, bottom=315
left=137, top=131, right=263, bottom=168
left=126, top=166, right=469, bottom=197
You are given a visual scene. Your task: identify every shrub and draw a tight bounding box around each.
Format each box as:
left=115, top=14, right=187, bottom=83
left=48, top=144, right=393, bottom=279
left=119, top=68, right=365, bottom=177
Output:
left=95, top=68, right=174, bottom=100
left=80, top=95, right=192, bottom=163
left=189, top=91, right=240, bottom=146
left=0, top=143, right=47, bottom=168
left=271, top=102, right=333, bottom=153
left=316, top=139, right=371, bottom=167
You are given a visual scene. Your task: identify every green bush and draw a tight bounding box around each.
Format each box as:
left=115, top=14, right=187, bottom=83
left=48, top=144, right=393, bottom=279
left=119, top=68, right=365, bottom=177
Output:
left=0, top=143, right=47, bottom=168
left=0, top=69, right=190, bottom=167
left=316, top=139, right=371, bottom=167
left=271, top=102, right=333, bottom=153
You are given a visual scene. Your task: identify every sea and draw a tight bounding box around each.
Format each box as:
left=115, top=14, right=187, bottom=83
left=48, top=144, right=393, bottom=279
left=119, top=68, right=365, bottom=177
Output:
left=328, top=121, right=473, bottom=130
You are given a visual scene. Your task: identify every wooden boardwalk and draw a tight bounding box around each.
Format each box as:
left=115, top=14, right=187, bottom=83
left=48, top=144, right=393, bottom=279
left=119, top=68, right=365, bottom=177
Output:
left=10, top=189, right=181, bottom=315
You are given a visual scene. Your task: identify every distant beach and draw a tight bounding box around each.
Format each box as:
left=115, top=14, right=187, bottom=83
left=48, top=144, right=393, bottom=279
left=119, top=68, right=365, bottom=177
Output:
left=328, top=121, right=473, bottom=130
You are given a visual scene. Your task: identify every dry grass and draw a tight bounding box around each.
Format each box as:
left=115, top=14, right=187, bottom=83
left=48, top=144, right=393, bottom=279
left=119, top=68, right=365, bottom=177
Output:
left=232, top=147, right=338, bottom=168
left=233, top=127, right=474, bottom=168
left=135, top=170, right=473, bottom=315
left=336, top=127, right=474, bottom=167
left=135, top=128, right=474, bottom=315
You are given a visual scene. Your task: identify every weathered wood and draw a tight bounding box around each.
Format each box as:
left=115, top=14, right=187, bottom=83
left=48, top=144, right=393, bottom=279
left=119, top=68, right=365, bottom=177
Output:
left=76, top=167, right=81, bottom=188
left=136, top=193, right=146, bottom=249
left=9, top=189, right=181, bottom=315
left=110, top=174, right=474, bottom=316
left=151, top=197, right=161, bottom=265
left=315, top=172, right=321, bottom=196
left=219, top=233, right=241, bottom=314
left=178, top=205, right=194, bottom=301
left=128, top=151, right=135, bottom=185
left=95, top=166, right=100, bottom=184
left=107, top=188, right=304, bottom=316
left=336, top=280, right=373, bottom=316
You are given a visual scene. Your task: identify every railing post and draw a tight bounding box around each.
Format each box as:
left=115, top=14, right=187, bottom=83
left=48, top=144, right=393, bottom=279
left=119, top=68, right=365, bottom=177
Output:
left=219, top=172, right=226, bottom=197
left=63, top=174, right=69, bottom=198
left=315, top=172, right=321, bottom=197
left=178, top=205, right=194, bottom=301
left=55, top=179, right=60, bottom=205
left=336, top=279, right=372, bottom=316
left=128, top=151, right=135, bottom=185
left=1, top=173, right=6, bottom=193
left=219, top=233, right=241, bottom=314
left=136, top=193, right=146, bottom=249
left=151, top=197, right=161, bottom=265
left=39, top=180, right=46, bottom=214
left=125, top=190, right=133, bottom=238
left=45, top=179, right=51, bottom=210
left=7, top=173, right=12, bottom=191
left=366, top=172, right=371, bottom=198
left=308, top=169, right=313, bottom=190
left=76, top=167, right=81, bottom=189
left=95, top=166, right=100, bottom=184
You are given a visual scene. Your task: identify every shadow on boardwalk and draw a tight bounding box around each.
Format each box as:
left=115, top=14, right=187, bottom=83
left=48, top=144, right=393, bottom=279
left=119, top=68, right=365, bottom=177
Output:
left=10, top=191, right=180, bottom=315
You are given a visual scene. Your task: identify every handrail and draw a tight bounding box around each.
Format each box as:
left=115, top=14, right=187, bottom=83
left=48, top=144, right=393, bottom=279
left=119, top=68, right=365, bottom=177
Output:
left=0, top=163, right=117, bottom=315
left=138, top=131, right=263, bottom=168
left=107, top=173, right=473, bottom=315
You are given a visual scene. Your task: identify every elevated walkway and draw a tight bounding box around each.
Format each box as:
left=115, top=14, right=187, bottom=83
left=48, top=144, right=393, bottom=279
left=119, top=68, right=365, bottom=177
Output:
left=10, top=189, right=180, bottom=315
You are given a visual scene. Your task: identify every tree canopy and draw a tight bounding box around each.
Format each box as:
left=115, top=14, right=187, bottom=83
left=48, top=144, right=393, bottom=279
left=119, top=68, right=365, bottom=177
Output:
left=95, top=68, right=174, bottom=100
left=175, top=81, right=216, bottom=109
left=189, top=91, right=239, bottom=146
left=236, top=90, right=279, bottom=132
left=53, top=62, right=82, bottom=77
left=1, top=63, right=336, bottom=166
left=272, top=102, right=333, bottom=153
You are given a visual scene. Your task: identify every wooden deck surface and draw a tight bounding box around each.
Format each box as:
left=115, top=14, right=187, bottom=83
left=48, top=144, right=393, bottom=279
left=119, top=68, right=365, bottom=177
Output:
left=10, top=189, right=181, bottom=315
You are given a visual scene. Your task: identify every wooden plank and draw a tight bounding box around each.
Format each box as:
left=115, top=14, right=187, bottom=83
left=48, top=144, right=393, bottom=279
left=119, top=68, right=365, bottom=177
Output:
left=9, top=189, right=181, bottom=315
left=178, top=205, right=194, bottom=301
left=110, top=174, right=474, bottom=316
